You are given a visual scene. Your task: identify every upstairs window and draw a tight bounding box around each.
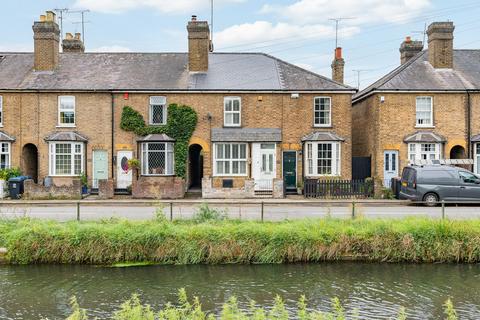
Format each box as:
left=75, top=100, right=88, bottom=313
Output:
left=141, top=142, right=174, bottom=175
left=224, top=97, right=241, bottom=127
left=49, top=142, right=84, bottom=176
left=0, top=96, right=3, bottom=126
left=416, top=96, right=433, bottom=127
left=314, top=97, right=331, bottom=127
left=58, top=96, right=75, bottom=126
left=0, top=142, right=10, bottom=169
left=149, top=96, right=167, bottom=125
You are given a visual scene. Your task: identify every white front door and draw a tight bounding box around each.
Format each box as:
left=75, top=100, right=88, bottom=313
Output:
left=92, top=150, right=108, bottom=188
left=116, top=150, right=133, bottom=189
left=383, top=150, right=398, bottom=188
left=252, top=143, right=276, bottom=191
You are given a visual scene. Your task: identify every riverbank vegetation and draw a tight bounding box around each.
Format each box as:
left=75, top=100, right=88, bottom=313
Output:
left=1, top=213, right=480, bottom=264
left=67, top=289, right=458, bottom=320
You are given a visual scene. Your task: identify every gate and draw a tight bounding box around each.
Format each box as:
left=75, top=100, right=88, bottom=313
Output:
left=352, top=156, right=371, bottom=180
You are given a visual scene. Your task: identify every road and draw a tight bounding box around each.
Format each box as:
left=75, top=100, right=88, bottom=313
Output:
left=1, top=200, right=480, bottom=221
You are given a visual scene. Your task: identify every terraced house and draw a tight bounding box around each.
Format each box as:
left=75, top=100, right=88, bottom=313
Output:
left=352, top=21, right=480, bottom=187
left=0, top=11, right=355, bottom=199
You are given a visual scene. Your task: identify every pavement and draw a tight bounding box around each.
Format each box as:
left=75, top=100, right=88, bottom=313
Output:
left=1, top=198, right=480, bottom=221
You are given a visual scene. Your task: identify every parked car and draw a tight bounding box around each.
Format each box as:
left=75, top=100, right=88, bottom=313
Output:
left=399, top=165, right=480, bottom=206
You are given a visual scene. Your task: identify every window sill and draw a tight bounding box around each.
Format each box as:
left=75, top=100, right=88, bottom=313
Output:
left=56, top=125, right=76, bottom=128
left=223, top=125, right=242, bottom=128
left=148, top=123, right=167, bottom=126
left=415, top=125, right=435, bottom=129
left=213, top=175, right=248, bottom=178
left=312, top=125, right=332, bottom=128
left=305, top=174, right=341, bottom=178
left=140, top=174, right=175, bottom=177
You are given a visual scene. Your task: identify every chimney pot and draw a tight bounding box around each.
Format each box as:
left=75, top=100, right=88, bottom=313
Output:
left=40, top=15, right=46, bottom=22
left=405, top=36, right=411, bottom=43
left=191, top=15, right=197, bottom=21
left=74, top=33, right=81, bottom=40
left=66, top=32, right=73, bottom=40
left=46, top=11, right=56, bottom=22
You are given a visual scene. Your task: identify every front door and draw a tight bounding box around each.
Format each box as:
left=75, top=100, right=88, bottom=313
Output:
left=252, top=143, right=276, bottom=191
left=283, top=151, right=296, bottom=191
left=383, top=150, right=398, bottom=188
left=116, top=150, right=133, bottom=189
left=92, top=150, right=108, bottom=189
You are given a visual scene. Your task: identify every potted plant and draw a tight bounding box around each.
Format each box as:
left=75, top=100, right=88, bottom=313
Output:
left=79, top=173, right=89, bottom=194
left=297, top=180, right=303, bottom=195
left=127, top=158, right=140, bottom=171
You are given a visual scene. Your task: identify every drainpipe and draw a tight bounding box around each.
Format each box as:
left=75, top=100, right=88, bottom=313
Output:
left=111, top=93, right=115, bottom=179
left=467, top=89, right=472, bottom=160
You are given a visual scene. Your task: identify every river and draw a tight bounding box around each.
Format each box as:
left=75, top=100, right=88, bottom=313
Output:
left=1, top=263, right=479, bottom=319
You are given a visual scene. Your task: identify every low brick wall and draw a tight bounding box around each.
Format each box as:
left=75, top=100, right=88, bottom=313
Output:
left=132, top=176, right=185, bottom=199
left=202, top=177, right=284, bottom=199
left=23, top=179, right=82, bottom=200
left=98, top=179, right=114, bottom=200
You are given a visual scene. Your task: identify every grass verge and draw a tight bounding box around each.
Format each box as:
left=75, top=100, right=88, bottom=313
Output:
left=1, top=217, right=480, bottom=264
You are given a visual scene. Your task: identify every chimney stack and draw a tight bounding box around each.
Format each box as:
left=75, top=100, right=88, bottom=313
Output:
left=32, top=11, right=60, bottom=71
left=399, top=36, right=423, bottom=65
left=62, top=32, right=85, bottom=53
left=187, top=15, right=212, bottom=72
left=427, top=21, right=455, bottom=69
left=331, top=47, right=345, bottom=84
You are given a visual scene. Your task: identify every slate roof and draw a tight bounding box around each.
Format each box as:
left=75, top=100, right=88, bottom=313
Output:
left=0, top=52, right=353, bottom=92
left=44, top=131, right=88, bottom=142
left=301, top=131, right=345, bottom=142
left=0, top=131, right=15, bottom=142
left=211, top=128, right=282, bottom=142
left=403, top=131, right=446, bottom=143
left=137, top=134, right=175, bottom=142
left=354, top=50, right=480, bottom=102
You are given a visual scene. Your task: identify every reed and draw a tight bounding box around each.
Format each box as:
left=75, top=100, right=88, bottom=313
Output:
left=2, top=217, right=480, bottom=264
left=66, top=289, right=458, bottom=320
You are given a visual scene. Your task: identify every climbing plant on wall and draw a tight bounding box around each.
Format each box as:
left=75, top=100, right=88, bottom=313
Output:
left=120, top=104, right=198, bottom=179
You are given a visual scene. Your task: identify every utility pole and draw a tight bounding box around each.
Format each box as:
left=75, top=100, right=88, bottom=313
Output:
left=328, top=17, right=355, bottom=48
left=352, top=69, right=371, bottom=89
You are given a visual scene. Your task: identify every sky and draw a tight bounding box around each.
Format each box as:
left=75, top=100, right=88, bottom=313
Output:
left=1, top=0, right=480, bottom=89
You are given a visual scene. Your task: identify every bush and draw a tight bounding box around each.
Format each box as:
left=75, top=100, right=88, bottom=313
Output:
left=0, top=167, right=22, bottom=181
left=193, top=203, right=227, bottom=222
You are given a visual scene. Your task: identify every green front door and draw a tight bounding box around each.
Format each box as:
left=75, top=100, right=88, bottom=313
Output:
left=93, top=150, right=108, bottom=188
left=283, top=151, right=297, bottom=190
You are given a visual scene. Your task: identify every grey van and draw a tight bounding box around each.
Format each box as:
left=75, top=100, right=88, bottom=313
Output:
left=399, top=165, right=480, bottom=205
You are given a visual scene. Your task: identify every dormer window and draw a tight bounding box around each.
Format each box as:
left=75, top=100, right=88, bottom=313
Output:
left=224, top=97, right=241, bottom=127
left=149, top=96, right=167, bottom=125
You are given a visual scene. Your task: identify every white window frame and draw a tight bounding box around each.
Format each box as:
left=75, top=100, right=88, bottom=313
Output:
left=141, top=142, right=175, bottom=176
left=49, top=142, right=84, bottom=176
left=213, top=143, right=248, bottom=177
left=475, top=143, right=480, bottom=174
left=149, top=96, right=167, bottom=125
left=0, top=96, right=3, bottom=127
left=305, top=142, right=341, bottom=176
left=408, top=143, right=442, bottom=163
left=58, top=96, right=76, bottom=127
left=224, top=97, right=241, bottom=127
left=313, top=97, right=332, bottom=127
left=0, top=142, right=11, bottom=169
left=415, top=96, right=433, bottom=127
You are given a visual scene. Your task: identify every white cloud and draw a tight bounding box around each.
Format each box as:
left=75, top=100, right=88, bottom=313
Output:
left=74, top=0, right=245, bottom=14
left=215, top=21, right=359, bottom=50
left=89, top=45, right=132, bottom=52
left=260, top=0, right=431, bottom=25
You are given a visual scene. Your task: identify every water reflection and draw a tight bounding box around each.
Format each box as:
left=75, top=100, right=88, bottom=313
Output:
left=0, top=263, right=479, bottom=319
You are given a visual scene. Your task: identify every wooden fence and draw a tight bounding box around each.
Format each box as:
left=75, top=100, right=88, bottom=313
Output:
left=304, top=179, right=374, bottom=199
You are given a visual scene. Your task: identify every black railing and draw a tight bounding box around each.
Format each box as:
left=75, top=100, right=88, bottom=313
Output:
left=304, top=179, right=374, bottom=199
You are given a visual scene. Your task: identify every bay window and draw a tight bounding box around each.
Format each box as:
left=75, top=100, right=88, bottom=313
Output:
left=408, top=143, right=441, bottom=163
left=224, top=97, right=241, bottom=127
left=49, top=142, right=84, bottom=176
left=149, top=96, right=167, bottom=125
left=58, top=96, right=75, bottom=126
left=141, top=142, right=174, bottom=175
left=314, top=97, right=331, bottom=127
left=214, top=143, right=247, bottom=176
left=416, top=96, right=433, bottom=127
left=0, top=142, right=10, bottom=169
left=305, top=142, right=341, bottom=176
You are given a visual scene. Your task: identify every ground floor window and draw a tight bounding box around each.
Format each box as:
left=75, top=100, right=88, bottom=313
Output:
left=305, top=142, right=341, bottom=176
left=49, top=142, right=84, bottom=176
left=475, top=144, right=480, bottom=174
left=141, top=142, right=174, bottom=175
left=408, top=143, right=441, bottom=163
left=214, top=143, right=247, bottom=176
left=0, top=142, right=10, bottom=169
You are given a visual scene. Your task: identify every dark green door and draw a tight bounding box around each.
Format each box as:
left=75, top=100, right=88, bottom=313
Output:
left=283, top=151, right=297, bottom=190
